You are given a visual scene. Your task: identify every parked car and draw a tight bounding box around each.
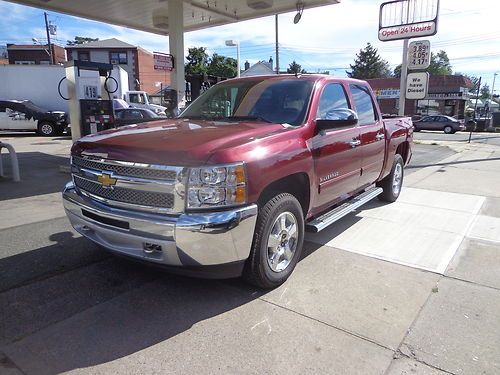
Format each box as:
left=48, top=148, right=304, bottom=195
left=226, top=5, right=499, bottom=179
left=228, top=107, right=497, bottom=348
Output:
left=63, top=75, right=413, bottom=288
left=413, top=115, right=465, bottom=134
left=0, top=100, right=68, bottom=136
left=114, top=108, right=166, bottom=126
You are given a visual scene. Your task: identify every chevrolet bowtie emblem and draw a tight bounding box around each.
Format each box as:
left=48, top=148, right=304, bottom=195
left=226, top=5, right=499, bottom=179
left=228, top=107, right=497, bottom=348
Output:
left=97, top=173, right=117, bottom=188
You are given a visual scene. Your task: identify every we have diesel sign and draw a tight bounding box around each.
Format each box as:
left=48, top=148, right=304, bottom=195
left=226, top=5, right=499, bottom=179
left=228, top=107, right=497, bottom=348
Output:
left=406, top=72, right=429, bottom=100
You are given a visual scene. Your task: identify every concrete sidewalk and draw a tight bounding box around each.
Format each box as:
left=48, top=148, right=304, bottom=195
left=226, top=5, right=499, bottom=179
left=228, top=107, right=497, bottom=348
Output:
left=1, top=136, right=500, bottom=374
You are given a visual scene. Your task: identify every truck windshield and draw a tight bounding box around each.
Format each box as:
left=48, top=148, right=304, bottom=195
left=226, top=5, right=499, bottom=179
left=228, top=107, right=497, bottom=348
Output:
left=181, top=79, right=314, bottom=126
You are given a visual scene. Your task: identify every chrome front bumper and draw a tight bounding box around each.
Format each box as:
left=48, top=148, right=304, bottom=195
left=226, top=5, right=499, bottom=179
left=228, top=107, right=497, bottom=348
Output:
left=63, top=182, right=258, bottom=276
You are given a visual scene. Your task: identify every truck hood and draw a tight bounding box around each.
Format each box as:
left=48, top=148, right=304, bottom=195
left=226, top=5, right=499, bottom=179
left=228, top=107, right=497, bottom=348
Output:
left=72, top=118, right=288, bottom=166
left=148, top=104, right=167, bottom=112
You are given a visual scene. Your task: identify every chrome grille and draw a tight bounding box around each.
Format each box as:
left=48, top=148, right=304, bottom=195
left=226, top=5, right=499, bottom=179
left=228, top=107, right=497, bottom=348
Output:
left=74, top=176, right=174, bottom=209
left=73, top=156, right=177, bottom=180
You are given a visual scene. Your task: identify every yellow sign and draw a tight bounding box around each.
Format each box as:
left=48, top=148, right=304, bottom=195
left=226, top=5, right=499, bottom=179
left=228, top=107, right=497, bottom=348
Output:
left=97, top=173, right=117, bottom=188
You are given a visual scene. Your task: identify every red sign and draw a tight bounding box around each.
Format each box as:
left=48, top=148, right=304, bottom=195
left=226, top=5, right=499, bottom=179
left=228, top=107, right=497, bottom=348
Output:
left=153, top=52, right=174, bottom=71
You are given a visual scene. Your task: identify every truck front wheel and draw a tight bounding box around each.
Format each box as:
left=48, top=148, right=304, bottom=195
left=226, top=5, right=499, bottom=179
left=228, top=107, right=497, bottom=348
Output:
left=377, top=154, right=404, bottom=202
left=37, top=121, right=57, bottom=137
left=244, top=193, right=305, bottom=289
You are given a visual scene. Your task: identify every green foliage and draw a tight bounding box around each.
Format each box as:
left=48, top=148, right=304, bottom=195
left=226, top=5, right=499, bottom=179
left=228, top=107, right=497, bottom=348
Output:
left=207, top=53, right=237, bottom=78
left=393, top=64, right=402, bottom=78
left=287, top=60, right=306, bottom=74
left=185, top=47, right=237, bottom=78
left=185, top=47, right=209, bottom=75
left=457, top=73, right=480, bottom=93
left=66, top=36, right=99, bottom=46
left=428, top=50, right=452, bottom=75
left=480, top=83, right=490, bottom=99
left=347, top=43, right=391, bottom=79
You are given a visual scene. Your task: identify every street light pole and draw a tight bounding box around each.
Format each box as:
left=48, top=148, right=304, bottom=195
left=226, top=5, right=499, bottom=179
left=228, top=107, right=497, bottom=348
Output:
left=225, top=40, right=240, bottom=78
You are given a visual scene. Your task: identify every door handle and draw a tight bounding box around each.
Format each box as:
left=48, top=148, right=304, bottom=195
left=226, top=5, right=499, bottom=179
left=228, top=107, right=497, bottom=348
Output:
left=376, top=133, right=385, bottom=141
left=348, top=139, right=361, bottom=148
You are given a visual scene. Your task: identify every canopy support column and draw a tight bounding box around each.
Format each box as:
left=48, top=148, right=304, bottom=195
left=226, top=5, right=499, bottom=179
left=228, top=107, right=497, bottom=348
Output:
left=169, top=0, right=185, bottom=108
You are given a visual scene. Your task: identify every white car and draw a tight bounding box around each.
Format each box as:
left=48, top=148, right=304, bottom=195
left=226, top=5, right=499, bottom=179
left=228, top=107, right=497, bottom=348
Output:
left=0, top=100, right=68, bottom=136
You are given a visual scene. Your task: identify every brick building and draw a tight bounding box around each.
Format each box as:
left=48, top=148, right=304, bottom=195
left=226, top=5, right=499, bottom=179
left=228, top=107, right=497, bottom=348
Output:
left=66, top=38, right=170, bottom=94
left=6, top=44, right=66, bottom=65
left=367, top=75, right=474, bottom=119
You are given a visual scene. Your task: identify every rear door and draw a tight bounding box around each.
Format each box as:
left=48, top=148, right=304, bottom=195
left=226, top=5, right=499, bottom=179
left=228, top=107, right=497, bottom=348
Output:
left=311, top=82, right=362, bottom=211
left=4, top=108, right=37, bottom=130
left=350, top=84, right=385, bottom=188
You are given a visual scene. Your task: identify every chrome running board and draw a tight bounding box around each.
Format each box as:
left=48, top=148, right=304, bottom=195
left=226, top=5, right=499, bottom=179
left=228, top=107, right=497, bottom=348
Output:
left=305, top=187, right=383, bottom=233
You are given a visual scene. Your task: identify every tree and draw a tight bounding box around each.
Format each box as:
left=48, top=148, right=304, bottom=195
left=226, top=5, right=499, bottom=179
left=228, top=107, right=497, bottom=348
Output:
left=456, top=73, right=480, bottom=94
left=67, top=36, right=99, bottom=46
left=480, top=83, right=490, bottom=99
left=287, top=60, right=306, bottom=74
left=347, top=43, right=391, bottom=79
left=185, top=47, right=209, bottom=75
left=428, top=50, right=452, bottom=75
left=185, top=47, right=238, bottom=78
left=207, top=53, right=237, bottom=78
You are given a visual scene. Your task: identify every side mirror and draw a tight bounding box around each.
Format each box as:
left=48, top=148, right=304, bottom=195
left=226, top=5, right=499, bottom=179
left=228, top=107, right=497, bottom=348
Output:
left=316, top=108, right=358, bottom=132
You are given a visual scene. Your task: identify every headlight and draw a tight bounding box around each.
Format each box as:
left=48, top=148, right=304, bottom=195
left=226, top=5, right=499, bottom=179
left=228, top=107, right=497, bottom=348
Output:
left=187, top=163, right=247, bottom=209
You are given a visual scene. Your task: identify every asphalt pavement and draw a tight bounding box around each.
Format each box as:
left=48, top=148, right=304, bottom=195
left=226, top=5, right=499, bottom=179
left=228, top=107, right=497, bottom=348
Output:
left=1, top=131, right=500, bottom=375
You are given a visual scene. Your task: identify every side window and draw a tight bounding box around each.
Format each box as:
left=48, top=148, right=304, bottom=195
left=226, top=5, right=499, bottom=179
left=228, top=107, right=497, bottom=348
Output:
left=350, top=84, right=377, bottom=126
left=128, top=94, right=144, bottom=104
left=123, top=110, right=143, bottom=119
left=316, top=83, right=350, bottom=120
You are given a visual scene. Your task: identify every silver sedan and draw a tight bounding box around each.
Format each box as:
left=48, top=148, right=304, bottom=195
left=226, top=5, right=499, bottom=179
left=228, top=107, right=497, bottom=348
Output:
left=413, top=115, right=465, bottom=134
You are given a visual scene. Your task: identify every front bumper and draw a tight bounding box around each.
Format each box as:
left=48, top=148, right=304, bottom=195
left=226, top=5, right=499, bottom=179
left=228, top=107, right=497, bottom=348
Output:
left=63, top=182, right=258, bottom=278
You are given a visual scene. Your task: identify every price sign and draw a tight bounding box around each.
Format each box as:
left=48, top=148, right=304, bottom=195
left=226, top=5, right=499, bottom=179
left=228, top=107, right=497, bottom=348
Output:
left=408, top=40, right=431, bottom=70
left=83, top=85, right=98, bottom=99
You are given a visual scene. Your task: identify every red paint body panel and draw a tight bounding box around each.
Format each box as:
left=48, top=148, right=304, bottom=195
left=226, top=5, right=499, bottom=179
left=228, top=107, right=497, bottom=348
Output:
left=72, top=75, right=413, bottom=218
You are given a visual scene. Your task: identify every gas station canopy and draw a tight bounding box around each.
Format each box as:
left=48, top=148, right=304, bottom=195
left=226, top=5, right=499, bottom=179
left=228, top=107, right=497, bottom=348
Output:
left=7, top=0, right=339, bottom=35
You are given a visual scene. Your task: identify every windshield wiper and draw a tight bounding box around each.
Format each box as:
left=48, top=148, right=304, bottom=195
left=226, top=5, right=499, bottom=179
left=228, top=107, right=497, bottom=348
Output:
left=225, top=116, right=273, bottom=123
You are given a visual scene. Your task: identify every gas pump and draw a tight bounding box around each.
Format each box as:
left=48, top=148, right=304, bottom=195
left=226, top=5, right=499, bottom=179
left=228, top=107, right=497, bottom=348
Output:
left=63, top=60, right=117, bottom=141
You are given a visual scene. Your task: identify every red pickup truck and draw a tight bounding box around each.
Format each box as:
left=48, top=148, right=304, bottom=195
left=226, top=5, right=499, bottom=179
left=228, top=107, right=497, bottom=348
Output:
left=63, top=75, right=413, bottom=288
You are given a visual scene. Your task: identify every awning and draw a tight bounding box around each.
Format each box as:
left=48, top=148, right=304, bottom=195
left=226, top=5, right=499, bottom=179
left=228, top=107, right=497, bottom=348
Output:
left=7, top=0, right=339, bottom=35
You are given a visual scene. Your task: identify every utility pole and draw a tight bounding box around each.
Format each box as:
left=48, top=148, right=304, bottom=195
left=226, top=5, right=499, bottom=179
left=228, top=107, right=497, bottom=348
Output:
left=275, top=14, right=279, bottom=74
left=44, top=12, right=54, bottom=64
left=469, top=76, right=481, bottom=143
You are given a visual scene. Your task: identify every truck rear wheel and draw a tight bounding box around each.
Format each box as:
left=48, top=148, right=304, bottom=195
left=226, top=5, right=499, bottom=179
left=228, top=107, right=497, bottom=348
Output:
left=243, top=193, right=304, bottom=289
left=37, top=121, right=56, bottom=137
left=377, top=154, right=404, bottom=202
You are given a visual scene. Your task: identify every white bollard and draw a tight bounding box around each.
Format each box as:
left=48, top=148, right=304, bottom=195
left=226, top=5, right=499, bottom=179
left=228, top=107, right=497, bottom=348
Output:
left=0, top=142, right=20, bottom=182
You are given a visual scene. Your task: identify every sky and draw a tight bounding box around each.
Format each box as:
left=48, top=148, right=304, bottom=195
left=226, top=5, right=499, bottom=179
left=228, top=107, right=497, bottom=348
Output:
left=0, top=0, right=499, bottom=90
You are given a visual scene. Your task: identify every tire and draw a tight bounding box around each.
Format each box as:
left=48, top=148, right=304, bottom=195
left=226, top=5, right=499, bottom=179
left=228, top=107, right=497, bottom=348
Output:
left=243, top=193, right=305, bottom=289
left=443, top=125, right=454, bottom=134
left=413, top=125, right=420, bottom=132
left=377, top=154, right=404, bottom=203
left=37, top=121, right=56, bottom=136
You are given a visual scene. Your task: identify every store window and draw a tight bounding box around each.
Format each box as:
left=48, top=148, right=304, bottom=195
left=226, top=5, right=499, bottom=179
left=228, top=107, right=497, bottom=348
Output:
left=78, top=51, right=90, bottom=62
left=110, top=51, right=128, bottom=64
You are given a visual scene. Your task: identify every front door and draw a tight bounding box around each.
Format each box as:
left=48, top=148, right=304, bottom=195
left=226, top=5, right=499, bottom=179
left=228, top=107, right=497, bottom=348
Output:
left=311, top=82, right=362, bottom=212
left=350, top=84, right=385, bottom=188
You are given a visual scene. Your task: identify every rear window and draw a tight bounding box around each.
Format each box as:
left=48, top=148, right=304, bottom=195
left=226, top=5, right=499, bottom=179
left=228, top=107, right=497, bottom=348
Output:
left=350, top=84, right=377, bottom=126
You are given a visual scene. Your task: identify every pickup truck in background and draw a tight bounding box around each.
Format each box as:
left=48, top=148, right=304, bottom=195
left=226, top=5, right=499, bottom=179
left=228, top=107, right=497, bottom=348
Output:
left=0, top=100, right=68, bottom=136
left=63, top=75, right=413, bottom=288
left=123, top=91, right=168, bottom=116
